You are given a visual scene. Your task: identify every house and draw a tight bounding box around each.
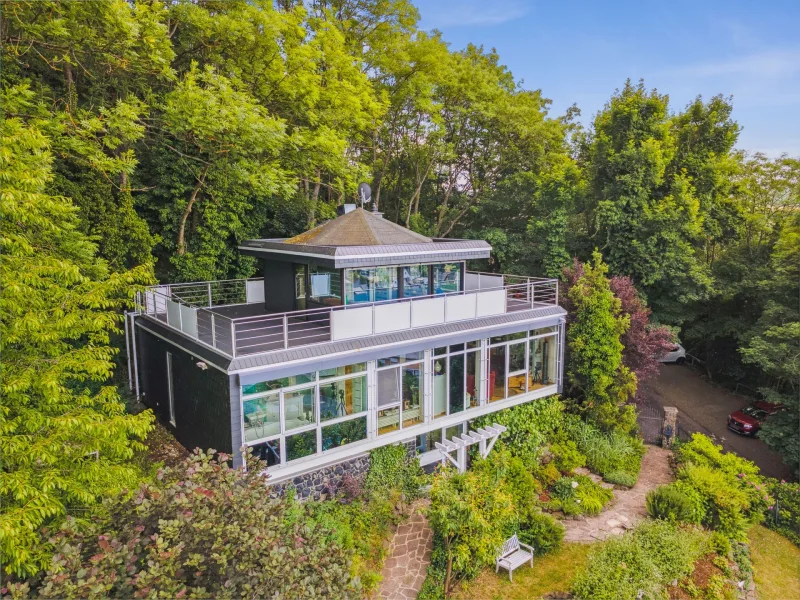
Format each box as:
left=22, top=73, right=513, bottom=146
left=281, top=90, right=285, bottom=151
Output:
left=126, top=204, right=566, bottom=496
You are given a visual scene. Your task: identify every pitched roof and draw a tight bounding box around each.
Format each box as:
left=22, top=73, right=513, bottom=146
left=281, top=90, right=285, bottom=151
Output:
left=284, top=208, right=432, bottom=246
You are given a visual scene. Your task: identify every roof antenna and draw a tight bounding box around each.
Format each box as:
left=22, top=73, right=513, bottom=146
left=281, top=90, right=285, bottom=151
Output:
left=357, top=182, right=371, bottom=209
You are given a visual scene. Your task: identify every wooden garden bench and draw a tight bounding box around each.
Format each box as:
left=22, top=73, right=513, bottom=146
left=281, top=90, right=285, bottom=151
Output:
left=495, top=533, right=534, bottom=582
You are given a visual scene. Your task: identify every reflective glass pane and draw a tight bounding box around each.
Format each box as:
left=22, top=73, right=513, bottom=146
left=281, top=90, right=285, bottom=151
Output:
left=243, top=392, right=280, bottom=442
left=416, top=429, right=443, bottom=453
left=434, top=346, right=447, bottom=356
left=432, top=357, right=447, bottom=418
left=402, top=365, right=424, bottom=428
left=490, top=331, right=526, bottom=345
left=377, top=368, right=401, bottom=407
left=374, top=266, right=399, bottom=301
left=509, top=342, right=526, bottom=372
left=377, top=352, right=423, bottom=367
left=449, top=343, right=465, bottom=353
left=285, top=430, right=317, bottom=461
left=529, top=335, right=558, bottom=390
left=294, top=265, right=306, bottom=311
left=345, top=268, right=373, bottom=304
left=433, top=263, right=461, bottom=294
left=466, top=350, right=481, bottom=408
left=449, top=354, right=465, bottom=415
left=530, top=326, right=558, bottom=337
left=467, top=340, right=481, bottom=349
left=248, top=439, right=281, bottom=468
left=320, top=375, right=367, bottom=421
left=489, top=345, right=506, bottom=401
left=378, top=407, right=400, bottom=435
left=309, top=265, right=341, bottom=307
left=402, top=265, right=429, bottom=298
left=283, top=387, right=315, bottom=431
left=319, top=363, right=366, bottom=379
left=445, top=424, right=464, bottom=440
left=242, top=372, right=314, bottom=396
left=322, top=417, right=367, bottom=451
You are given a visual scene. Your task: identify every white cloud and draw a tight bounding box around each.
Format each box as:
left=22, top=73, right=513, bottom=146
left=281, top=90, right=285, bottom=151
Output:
left=417, top=0, right=530, bottom=28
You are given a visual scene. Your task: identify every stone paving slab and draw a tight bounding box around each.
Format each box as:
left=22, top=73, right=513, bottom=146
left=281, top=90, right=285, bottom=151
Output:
left=563, top=445, right=673, bottom=543
left=377, top=499, right=433, bottom=600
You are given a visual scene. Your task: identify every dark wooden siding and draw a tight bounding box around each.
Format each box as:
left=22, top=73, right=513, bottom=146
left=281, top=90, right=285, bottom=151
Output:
left=136, top=327, right=234, bottom=455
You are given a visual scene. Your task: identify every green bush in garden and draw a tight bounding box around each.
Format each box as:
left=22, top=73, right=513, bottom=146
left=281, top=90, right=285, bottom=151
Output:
left=674, top=435, right=772, bottom=541
left=550, top=440, right=587, bottom=474
left=6, top=450, right=358, bottom=599
left=517, top=510, right=564, bottom=555
left=603, top=470, right=638, bottom=488
left=548, top=474, right=613, bottom=516
left=646, top=483, right=705, bottom=524
left=765, top=479, right=800, bottom=547
left=365, top=443, right=424, bottom=500
left=572, top=520, right=708, bottom=600
left=474, top=397, right=565, bottom=467
left=560, top=414, right=645, bottom=484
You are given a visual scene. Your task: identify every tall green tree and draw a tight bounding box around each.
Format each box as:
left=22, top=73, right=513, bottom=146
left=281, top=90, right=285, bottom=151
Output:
left=0, top=86, right=154, bottom=577
left=564, top=252, right=637, bottom=432
left=582, top=80, right=711, bottom=324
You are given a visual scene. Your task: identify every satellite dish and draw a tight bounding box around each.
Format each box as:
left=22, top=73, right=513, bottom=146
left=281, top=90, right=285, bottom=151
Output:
left=357, top=182, right=371, bottom=208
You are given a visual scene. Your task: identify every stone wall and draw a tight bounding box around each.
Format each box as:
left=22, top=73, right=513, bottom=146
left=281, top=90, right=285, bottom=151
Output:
left=268, top=437, right=418, bottom=501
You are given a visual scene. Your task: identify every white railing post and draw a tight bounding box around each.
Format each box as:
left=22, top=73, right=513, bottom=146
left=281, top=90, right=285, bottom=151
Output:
left=211, top=313, right=216, bottom=348
left=555, top=280, right=559, bottom=305
left=207, top=282, right=213, bottom=307
left=230, top=320, right=236, bottom=357
left=283, top=314, right=289, bottom=349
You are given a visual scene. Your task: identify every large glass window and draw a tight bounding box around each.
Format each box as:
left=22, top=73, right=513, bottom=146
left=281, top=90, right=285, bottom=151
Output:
left=376, top=359, right=424, bottom=434
left=449, top=353, right=465, bottom=415
left=466, top=349, right=481, bottom=408
left=344, top=267, right=399, bottom=304
left=308, top=265, right=341, bottom=307
left=529, top=335, right=558, bottom=390
left=286, top=430, right=317, bottom=461
left=319, top=363, right=366, bottom=380
left=507, top=342, right=527, bottom=398
left=319, top=375, right=367, bottom=421
left=249, top=440, right=281, bottom=468
left=377, top=352, right=423, bottom=368
left=489, top=345, right=507, bottom=401
left=433, top=263, right=462, bottom=294
left=283, top=387, right=315, bottom=431
left=402, top=265, right=429, bottom=297
left=322, top=417, right=367, bottom=451
left=243, top=392, right=280, bottom=442
left=432, top=356, right=448, bottom=418
left=242, top=372, right=314, bottom=396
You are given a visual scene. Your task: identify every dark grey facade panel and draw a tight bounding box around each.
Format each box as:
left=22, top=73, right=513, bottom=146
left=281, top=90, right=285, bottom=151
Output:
left=136, top=327, right=234, bottom=455
left=229, top=378, right=243, bottom=468
left=136, top=318, right=232, bottom=371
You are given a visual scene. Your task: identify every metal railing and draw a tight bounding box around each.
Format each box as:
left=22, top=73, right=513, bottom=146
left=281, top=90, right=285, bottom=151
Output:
left=136, top=273, right=559, bottom=359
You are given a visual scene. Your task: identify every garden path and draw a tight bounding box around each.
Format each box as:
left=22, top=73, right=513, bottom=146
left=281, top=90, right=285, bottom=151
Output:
left=563, top=445, right=673, bottom=542
left=376, top=498, right=433, bottom=600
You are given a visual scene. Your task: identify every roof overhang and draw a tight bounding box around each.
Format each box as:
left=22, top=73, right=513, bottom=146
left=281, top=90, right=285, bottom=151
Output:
left=238, top=238, right=492, bottom=268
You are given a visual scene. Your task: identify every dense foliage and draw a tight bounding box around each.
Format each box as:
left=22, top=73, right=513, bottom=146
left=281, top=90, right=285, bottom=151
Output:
left=765, top=479, right=800, bottom=547
left=364, top=443, right=424, bottom=501
left=673, top=435, right=772, bottom=540
left=571, top=520, right=709, bottom=600
left=0, top=86, right=154, bottom=578
left=5, top=450, right=357, bottom=599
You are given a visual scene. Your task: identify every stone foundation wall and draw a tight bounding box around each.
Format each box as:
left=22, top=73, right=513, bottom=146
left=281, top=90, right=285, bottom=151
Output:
left=268, top=438, right=418, bottom=501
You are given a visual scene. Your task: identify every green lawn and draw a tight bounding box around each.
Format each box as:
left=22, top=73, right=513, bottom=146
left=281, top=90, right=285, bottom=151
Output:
left=749, top=525, right=800, bottom=600
left=453, top=542, right=592, bottom=600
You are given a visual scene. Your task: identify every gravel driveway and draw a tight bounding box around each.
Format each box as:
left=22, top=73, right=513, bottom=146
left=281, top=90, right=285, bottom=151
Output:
left=641, top=366, right=793, bottom=480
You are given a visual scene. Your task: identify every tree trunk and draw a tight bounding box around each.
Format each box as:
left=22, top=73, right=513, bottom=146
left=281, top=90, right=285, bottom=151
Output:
left=177, top=166, right=208, bottom=256
left=444, top=554, right=453, bottom=598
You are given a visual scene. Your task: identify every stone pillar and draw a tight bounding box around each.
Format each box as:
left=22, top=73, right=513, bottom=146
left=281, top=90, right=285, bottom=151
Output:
left=662, top=407, right=678, bottom=447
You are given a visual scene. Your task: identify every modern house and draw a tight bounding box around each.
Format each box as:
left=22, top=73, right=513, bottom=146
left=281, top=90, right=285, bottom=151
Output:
left=126, top=204, right=566, bottom=494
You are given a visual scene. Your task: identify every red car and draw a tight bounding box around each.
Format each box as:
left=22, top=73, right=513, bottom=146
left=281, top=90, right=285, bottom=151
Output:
left=727, top=401, right=786, bottom=436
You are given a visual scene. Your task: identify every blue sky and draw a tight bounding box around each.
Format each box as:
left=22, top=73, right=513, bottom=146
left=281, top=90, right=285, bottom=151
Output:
left=413, top=0, right=800, bottom=157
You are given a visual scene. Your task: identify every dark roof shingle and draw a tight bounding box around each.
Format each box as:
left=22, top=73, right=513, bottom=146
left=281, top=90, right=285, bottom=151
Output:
left=284, top=208, right=432, bottom=246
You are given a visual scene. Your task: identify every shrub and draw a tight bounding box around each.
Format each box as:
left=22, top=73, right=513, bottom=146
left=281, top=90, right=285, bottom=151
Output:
left=428, top=466, right=516, bottom=596
left=518, top=510, right=564, bottom=556
left=551, top=440, right=586, bottom=474
left=365, top=444, right=424, bottom=500
left=26, top=450, right=358, bottom=599
left=731, top=542, right=753, bottom=586
left=604, top=470, right=638, bottom=488
left=674, top=435, right=772, bottom=541
left=532, top=461, right=562, bottom=488
left=572, top=520, right=708, bottom=600
left=473, top=397, right=565, bottom=466
left=560, top=414, right=645, bottom=485
left=765, top=479, right=800, bottom=547
left=646, top=483, right=705, bottom=524
left=549, top=474, right=613, bottom=516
